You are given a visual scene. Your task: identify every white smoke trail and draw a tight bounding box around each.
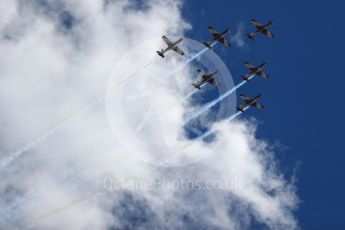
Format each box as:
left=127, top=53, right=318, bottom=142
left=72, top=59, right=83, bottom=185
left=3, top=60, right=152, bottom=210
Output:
left=177, top=106, right=250, bottom=155
left=28, top=107, right=248, bottom=224
left=184, top=75, right=255, bottom=124
left=0, top=42, right=217, bottom=168
left=192, top=106, right=249, bottom=142
left=181, top=88, right=199, bottom=101
left=0, top=2, right=298, bottom=227
left=0, top=57, right=159, bottom=168
left=179, top=42, right=218, bottom=100
left=0, top=40, right=219, bottom=220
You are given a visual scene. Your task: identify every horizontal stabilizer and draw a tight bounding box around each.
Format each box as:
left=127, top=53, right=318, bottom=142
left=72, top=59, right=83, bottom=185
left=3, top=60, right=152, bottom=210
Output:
left=192, top=83, right=201, bottom=90
left=242, top=74, right=251, bottom=81
left=156, top=51, right=164, bottom=58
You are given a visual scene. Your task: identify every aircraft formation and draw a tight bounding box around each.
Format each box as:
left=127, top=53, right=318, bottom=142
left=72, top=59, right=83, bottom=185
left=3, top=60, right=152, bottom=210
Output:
left=156, top=19, right=274, bottom=115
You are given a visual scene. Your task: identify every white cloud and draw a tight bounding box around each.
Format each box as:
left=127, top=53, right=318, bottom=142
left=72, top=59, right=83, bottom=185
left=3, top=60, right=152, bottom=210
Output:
left=231, top=22, right=246, bottom=48
left=0, top=0, right=298, bottom=229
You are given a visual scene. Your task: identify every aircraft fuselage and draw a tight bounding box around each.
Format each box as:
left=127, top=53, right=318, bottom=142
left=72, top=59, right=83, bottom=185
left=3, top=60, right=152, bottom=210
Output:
left=207, top=29, right=229, bottom=46
left=238, top=97, right=260, bottom=112
left=213, top=29, right=228, bottom=41
left=215, top=30, right=229, bottom=40
left=250, top=63, right=267, bottom=74
left=243, top=63, right=267, bottom=80
left=193, top=70, right=219, bottom=89
left=161, top=38, right=183, bottom=54
left=253, top=22, right=273, bottom=36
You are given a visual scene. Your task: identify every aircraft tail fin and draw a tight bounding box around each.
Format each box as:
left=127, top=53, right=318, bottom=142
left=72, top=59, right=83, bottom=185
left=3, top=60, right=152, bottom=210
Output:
left=242, top=76, right=248, bottom=81
left=237, top=106, right=244, bottom=112
left=242, top=74, right=251, bottom=81
left=192, top=83, right=201, bottom=90
left=247, top=33, right=255, bottom=40
left=156, top=50, right=164, bottom=58
left=203, top=41, right=212, bottom=49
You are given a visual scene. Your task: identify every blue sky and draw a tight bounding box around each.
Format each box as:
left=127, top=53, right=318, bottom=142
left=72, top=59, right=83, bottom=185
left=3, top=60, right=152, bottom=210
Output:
left=1, top=0, right=343, bottom=228
left=183, top=0, right=345, bottom=228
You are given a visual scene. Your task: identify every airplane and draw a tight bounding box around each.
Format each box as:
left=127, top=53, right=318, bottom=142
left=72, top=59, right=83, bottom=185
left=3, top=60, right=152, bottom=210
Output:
left=242, top=61, right=270, bottom=81
left=192, top=69, right=220, bottom=89
left=247, top=19, right=274, bottom=40
left=203, top=26, right=231, bottom=49
left=237, top=93, right=264, bottom=112
left=156, top=35, right=185, bottom=58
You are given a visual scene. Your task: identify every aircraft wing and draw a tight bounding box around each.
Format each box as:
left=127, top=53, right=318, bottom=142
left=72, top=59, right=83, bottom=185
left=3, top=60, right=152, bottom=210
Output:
left=254, top=93, right=262, bottom=100
left=257, top=71, right=270, bottom=79
left=261, top=30, right=274, bottom=38
left=251, top=102, right=264, bottom=109
left=218, top=37, right=231, bottom=47
left=250, top=19, right=262, bottom=28
left=172, top=46, right=185, bottom=56
left=162, top=35, right=173, bottom=46
left=201, top=75, right=209, bottom=81
left=244, top=61, right=255, bottom=69
left=207, top=78, right=215, bottom=84
left=208, top=26, right=219, bottom=36
left=239, top=94, right=251, bottom=102
left=207, top=79, right=221, bottom=87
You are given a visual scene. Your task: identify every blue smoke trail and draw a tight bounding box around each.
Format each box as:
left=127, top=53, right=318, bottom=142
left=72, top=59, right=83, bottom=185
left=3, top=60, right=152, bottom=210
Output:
left=184, top=74, right=255, bottom=124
